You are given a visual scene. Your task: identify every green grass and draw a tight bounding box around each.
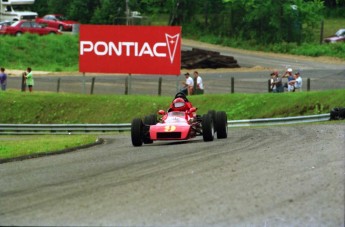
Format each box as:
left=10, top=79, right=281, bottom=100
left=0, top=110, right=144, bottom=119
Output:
left=1, top=89, right=344, bottom=160
left=323, top=18, right=345, bottom=37
left=0, top=34, right=79, bottom=72
left=1, top=89, right=344, bottom=123
left=0, top=135, right=97, bottom=159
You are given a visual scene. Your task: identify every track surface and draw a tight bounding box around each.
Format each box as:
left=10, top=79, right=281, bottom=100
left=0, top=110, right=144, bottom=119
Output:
left=1, top=124, right=344, bottom=226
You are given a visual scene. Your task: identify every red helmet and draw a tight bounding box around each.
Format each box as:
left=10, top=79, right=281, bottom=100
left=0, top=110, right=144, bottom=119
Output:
left=172, top=98, right=186, bottom=110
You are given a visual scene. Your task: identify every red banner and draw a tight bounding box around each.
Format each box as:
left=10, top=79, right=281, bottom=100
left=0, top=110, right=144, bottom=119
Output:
left=79, top=25, right=181, bottom=75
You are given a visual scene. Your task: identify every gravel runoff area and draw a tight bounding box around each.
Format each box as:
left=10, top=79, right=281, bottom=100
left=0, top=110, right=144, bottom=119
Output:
left=0, top=124, right=344, bottom=226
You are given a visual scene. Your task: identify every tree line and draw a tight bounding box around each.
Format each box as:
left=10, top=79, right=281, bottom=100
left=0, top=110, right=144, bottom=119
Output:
left=31, top=0, right=345, bottom=44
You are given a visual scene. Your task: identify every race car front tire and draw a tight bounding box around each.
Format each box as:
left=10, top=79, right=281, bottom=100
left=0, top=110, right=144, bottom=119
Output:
left=131, top=118, right=143, bottom=146
left=216, top=111, right=228, bottom=139
left=143, top=114, right=157, bottom=144
left=202, top=114, right=214, bottom=142
left=144, top=114, right=157, bottom=125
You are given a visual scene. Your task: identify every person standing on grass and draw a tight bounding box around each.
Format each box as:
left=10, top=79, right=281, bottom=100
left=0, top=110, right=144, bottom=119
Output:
left=25, top=67, right=34, bottom=92
left=282, top=68, right=295, bottom=92
left=193, top=71, right=204, bottom=94
left=181, top=72, right=194, bottom=96
left=270, top=70, right=284, bottom=93
left=270, top=70, right=277, bottom=92
left=0, top=67, right=7, bottom=91
left=290, top=70, right=303, bottom=92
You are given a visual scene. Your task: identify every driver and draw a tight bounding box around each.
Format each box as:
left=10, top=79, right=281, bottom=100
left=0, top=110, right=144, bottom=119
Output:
left=169, top=97, right=193, bottom=112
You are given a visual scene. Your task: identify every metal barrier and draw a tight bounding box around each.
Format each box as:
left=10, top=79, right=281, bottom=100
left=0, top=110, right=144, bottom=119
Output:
left=0, top=114, right=330, bottom=135
left=228, top=113, right=330, bottom=127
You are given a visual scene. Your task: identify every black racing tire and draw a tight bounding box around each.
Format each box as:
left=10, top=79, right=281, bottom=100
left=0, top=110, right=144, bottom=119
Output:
left=216, top=111, right=228, bottom=139
left=144, top=114, right=157, bottom=125
left=207, top=110, right=217, bottom=131
left=131, top=118, right=143, bottom=147
left=143, top=114, right=156, bottom=144
left=202, top=114, right=214, bottom=142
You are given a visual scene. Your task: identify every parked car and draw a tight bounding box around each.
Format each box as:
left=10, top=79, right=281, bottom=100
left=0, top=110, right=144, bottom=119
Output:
left=0, top=20, right=62, bottom=36
left=36, top=14, right=79, bottom=31
left=0, top=20, right=12, bottom=29
left=324, top=28, right=345, bottom=43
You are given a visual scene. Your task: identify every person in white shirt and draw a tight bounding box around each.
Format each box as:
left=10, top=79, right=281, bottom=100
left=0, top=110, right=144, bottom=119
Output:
left=181, top=72, right=194, bottom=95
left=291, top=71, right=303, bottom=92
left=193, top=71, right=204, bottom=94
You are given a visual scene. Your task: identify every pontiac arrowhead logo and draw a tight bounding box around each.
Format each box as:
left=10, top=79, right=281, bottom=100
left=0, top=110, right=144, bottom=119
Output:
left=165, top=33, right=180, bottom=64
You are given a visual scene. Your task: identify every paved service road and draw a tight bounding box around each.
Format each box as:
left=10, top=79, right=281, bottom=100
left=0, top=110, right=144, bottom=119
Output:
left=1, top=124, right=344, bottom=226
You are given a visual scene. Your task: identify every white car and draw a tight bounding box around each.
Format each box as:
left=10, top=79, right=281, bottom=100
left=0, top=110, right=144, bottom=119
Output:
left=324, top=28, right=345, bottom=43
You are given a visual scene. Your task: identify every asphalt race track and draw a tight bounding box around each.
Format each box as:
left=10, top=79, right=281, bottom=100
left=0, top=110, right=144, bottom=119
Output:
left=0, top=124, right=344, bottom=226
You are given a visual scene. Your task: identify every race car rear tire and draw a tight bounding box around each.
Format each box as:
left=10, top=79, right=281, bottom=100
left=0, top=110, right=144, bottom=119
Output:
left=216, top=111, right=228, bottom=139
left=131, top=118, right=143, bottom=146
left=207, top=110, right=217, bottom=129
left=202, top=114, right=214, bottom=142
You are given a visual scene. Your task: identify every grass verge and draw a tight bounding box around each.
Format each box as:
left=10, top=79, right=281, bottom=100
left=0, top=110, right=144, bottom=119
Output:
left=0, top=89, right=344, bottom=161
left=1, top=89, right=344, bottom=123
left=0, top=135, right=98, bottom=160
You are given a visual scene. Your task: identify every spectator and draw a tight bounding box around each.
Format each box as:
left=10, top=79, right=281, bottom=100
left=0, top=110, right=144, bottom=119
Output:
left=25, top=67, right=34, bottom=92
left=0, top=67, right=7, bottom=91
left=291, top=70, right=303, bottom=92
left=282, top=68, right=295, bottom=92
left=181, top=72, right=194, bottom=95
left=193, top=71, right=204, bottom=95
left=270, top=70, right=284, bottom=93
left=270, top=70, right=278, bottom=92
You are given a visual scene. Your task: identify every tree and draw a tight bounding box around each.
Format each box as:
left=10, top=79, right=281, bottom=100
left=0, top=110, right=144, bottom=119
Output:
left=90, top=0, right=126, bottom=24
left=211, top=0, right=324, bottom=43
left=68, top=0, right=99, bottom=23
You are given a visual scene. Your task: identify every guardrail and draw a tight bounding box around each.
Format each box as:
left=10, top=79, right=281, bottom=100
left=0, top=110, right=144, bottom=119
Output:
left=0, top=123, right=131, bottom=135
left=228, top=113, right=330, bottom=127
left=0, top=114, right=330, bottom=135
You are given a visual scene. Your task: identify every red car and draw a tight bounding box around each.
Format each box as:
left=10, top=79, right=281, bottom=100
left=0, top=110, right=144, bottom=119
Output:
left=0, top=20, right=61, bottom=36
left=131, top=92, right=228, bottom=146
left=36, top=14, right=79, bottom=31
left=324, top=28, right=345, bottom=43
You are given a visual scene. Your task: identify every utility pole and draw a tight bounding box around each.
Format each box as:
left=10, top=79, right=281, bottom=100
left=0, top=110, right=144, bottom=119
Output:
left=125, top=0, right=131, bottom=94
left=126, top=0, right=129, bottom=25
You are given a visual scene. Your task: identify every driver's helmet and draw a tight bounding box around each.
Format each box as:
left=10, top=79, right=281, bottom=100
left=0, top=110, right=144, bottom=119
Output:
left=172, top=98, right=186, bottom=110
left=175, top=92, right=187, bottom=100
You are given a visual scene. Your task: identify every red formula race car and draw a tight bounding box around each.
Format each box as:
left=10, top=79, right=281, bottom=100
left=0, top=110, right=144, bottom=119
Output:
left=131, top=93, right=228, bottom=146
